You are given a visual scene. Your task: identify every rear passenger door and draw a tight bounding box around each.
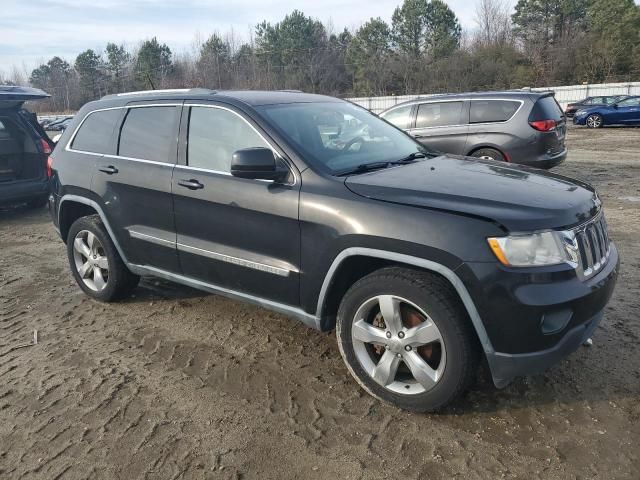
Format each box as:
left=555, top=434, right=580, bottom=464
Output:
left=172, top=103, right=301, bottom=307
left=407, top=101, right=468, bottom=155
left=466, top=99, right=523, bottom=156
left=90, top=103, right=181, bottom=272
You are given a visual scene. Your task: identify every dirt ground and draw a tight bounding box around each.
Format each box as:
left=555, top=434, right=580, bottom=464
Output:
left=0, top=126, right=639, bottom=480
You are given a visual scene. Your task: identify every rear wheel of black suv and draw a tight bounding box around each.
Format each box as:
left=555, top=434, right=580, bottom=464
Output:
left=66, top=215, right=139, bottom=302
left=336, top=267, right=479, bottom=412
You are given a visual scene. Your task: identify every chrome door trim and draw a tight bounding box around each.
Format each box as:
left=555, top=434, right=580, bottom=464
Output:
left=128, top=230, right=176, bottom=247
left=176, top=242, right=295, bottom=277
left=315, top=247, right=495, bottom=354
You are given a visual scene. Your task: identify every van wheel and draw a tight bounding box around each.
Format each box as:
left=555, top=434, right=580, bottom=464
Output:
left=586, top=114, right=603, bottom=128
left=66, top=215, right=139, bottom=302
left=470, top=148, right=505, bottom=162
left=336, top=267, right=479, bottom=412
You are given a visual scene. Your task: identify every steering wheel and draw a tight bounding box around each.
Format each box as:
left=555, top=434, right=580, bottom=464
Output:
left=341, top=136, right=365, bottom=151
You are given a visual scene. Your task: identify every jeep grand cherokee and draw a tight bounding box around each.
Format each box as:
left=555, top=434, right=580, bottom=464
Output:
left=49, top=89, right=618, bottom=412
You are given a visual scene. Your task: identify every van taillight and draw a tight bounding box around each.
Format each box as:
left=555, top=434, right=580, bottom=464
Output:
left=529, top=120, right=557, bottom=131
left=39, top=138, right=52, bottom=154
left=46, top=156, right=53, bottom=178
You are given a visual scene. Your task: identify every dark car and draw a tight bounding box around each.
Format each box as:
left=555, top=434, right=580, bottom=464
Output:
left=573, top=96, right=640, bottom=128
left=0, top=86, right=54, bottom=208
left=46, top=116, right=74, bottom=131
left=564, top=95, right=629, bottom=118
left=49, top=89, right=618, bottom=412
left=379, top=92, right=567, bottom=169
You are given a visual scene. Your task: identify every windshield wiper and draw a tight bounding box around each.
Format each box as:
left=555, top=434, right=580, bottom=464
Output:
left=337, top=151, right=429, bottom=176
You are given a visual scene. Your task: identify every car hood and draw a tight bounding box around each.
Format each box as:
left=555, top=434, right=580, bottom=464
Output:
left=0, top=85, right=50, bottom=109
left=344, top=156, right=600, bottom=232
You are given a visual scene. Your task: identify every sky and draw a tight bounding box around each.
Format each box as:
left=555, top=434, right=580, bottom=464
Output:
left=2, top=0, right=490, bottom=73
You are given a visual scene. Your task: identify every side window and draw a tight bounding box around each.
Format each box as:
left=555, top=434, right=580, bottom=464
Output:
left=381, top=105, right=413, bottom=129
left=470, top=100, right=520, bottom=124
left=187, top=106, right=270, bottom=172
left=118, top=106, right=178, bottom=162
left=415, top=102, right=463, bottom=128
left=618, top=97, right=640, bottom=107
left=71, top=109, right=121, bottom=154
left=583, top=98, right=595, bottom=105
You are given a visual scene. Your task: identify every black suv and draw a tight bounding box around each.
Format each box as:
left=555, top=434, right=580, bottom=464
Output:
left=0, top=86, right=54, bottom=208
left=49, top=89, right=618, bottom=412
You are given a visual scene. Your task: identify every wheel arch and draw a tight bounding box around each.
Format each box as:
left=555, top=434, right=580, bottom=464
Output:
left=466, top=145, right=507, bottom=161
left=315, top=247, right=495, bottom=356
left=59, top=195, right=129, bottom=264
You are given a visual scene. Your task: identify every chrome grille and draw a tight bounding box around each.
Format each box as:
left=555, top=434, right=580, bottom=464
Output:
left=574, top=213, right=611, bottom=279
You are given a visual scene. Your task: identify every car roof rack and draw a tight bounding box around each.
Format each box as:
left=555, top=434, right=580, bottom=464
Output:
left=101, top=88, right=217, bottom=100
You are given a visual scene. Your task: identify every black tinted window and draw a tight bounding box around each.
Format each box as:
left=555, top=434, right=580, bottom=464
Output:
left=71, top=109, right=121, bottom=154
left=529, top=96, right=563, bottom=121
left=381, top=104, right=413, bottom=129
left=118, top=106, right=178, bottom=162
left=470, top=100, right=520, bottom=123
left=416, top=102, right=463, bottom=128
left=188, top=106, right=269, bottom=172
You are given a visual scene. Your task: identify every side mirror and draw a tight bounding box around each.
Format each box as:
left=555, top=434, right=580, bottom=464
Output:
left=230, top=147, right=288, bottom=182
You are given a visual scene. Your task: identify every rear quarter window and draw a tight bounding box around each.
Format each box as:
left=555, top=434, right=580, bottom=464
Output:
left=470, top=100, right=520, bottom=123
left=118, top=106, right=179, bottom=162
left=71, top=109, right=122, bottom=154
left=529, top=96, right=564, bottom=121
left=381, top=104, right=413, bottom=129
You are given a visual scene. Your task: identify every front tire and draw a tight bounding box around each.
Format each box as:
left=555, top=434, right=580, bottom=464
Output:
left=336, top=267, right=479, bottom=412
left=66, top=215, right=139, bottom=302
left=586, top=114, right=603, bottom=128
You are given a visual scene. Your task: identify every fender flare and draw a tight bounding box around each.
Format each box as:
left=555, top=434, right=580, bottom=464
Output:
left=59, top=194, right=130, bottom=264
left=314, top=247, right=495, bottom=355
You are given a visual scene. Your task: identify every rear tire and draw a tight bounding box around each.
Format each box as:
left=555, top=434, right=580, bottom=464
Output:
left=336, top=267, right=479, bottom=412
left=470, top=148, right=505, bottom=162
left=586, top=114, right=603, bottom=128
left=66, top=215, right=139, bottom=302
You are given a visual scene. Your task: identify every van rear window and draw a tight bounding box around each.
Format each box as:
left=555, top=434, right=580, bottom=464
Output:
left=71, top=109, right=121, bottom=154
left=470, top=100, right=520, bottom=123
left=529, top=96, right=564, bottom=121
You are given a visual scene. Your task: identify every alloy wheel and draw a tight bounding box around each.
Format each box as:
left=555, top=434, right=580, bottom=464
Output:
left=72, top=230, right=109, bottom=292
left=351, top=295, right=446, bottom=395
left=587, top=115, right=602, bottom=128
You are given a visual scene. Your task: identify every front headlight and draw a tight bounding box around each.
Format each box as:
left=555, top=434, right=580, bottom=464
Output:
left=488, top=231, right=579, bottom=267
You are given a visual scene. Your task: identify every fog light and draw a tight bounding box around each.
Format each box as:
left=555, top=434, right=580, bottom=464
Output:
left=540, top=309, right=573, bottom=334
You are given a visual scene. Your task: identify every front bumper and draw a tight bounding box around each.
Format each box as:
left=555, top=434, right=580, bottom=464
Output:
left=487, top=309, right=602, bottom=387
left=458, top=243, right=619, bottom=386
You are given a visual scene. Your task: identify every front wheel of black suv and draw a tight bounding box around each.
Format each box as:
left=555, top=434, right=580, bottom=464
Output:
left=66, top=215, right=140, bottom=302
left=336, top=267, right=479, bottom=412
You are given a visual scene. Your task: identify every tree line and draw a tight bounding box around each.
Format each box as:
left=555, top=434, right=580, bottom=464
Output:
left=2, top=0, right=639, bottom=113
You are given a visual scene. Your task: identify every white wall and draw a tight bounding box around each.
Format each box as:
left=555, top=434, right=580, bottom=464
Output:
left=346, top=82, right=640, bottom=113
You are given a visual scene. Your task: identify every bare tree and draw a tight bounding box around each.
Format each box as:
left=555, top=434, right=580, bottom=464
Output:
left=474, top=0, right=513, bottom=46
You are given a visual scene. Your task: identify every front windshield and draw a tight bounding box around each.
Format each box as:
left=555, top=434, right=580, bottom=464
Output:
left=257, top=101, right=430, bottom=175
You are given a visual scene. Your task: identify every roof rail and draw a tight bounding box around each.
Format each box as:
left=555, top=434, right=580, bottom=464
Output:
left=278, top=89, right=303, bottom=93
left=101, top=88, right=216, bottom=100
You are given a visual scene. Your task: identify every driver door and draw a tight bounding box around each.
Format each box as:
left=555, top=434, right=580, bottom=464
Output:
left=172, top=103, right=301, bottom=306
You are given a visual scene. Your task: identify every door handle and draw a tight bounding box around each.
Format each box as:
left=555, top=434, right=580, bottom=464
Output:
left=178, top=179, right=204, bottom=190
left=98, top=165, right=118, bottom=175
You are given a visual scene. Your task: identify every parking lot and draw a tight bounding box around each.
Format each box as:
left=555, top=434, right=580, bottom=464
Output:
left=0, top=126, right=638, bottom=479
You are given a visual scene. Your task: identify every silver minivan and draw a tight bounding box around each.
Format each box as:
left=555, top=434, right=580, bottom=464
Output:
left=379, top=91, right=567, bottom=169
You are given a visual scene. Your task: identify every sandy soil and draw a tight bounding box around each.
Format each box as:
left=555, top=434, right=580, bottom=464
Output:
left=0, top=126, right=639, bottom=480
